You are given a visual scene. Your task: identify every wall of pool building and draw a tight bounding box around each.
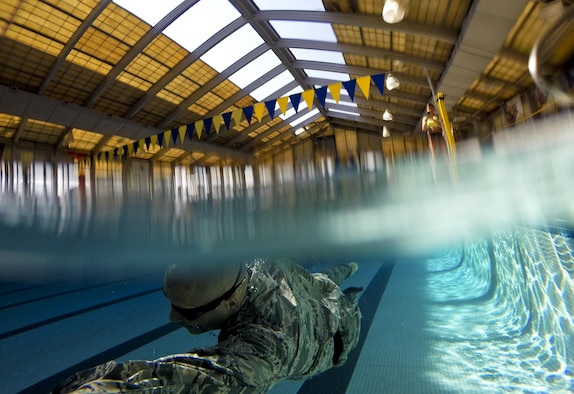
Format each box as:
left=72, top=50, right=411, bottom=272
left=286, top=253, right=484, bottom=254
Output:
left=0, top=114, right=573, bottom=393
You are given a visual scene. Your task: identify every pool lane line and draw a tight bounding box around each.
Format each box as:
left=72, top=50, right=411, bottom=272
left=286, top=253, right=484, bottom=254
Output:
left=297, top=261, right=396, bottom=394
left=18, top=322, right=180, bottom=394
left=0, top=287, right=162, bottom=341
left=0, top=274, right=158, bottom=311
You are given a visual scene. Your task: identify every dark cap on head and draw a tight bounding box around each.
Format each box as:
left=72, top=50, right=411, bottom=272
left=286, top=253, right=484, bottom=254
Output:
left=163, top=262, right=242, bottom=309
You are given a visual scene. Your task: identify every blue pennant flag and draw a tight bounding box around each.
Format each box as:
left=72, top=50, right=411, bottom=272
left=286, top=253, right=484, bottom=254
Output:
left=342, top=80, right=357, bottom=102
left=133, top=141, right=139, bottom=154
left=243, top=106, right=254, bottom=125
left=171, top=128, right=179, bottom=144
left=371, top=73, right=386, bottom=96
left=186, top=124, right=194, bottom=140
left=265, top=99, right=277, bottom=120
left=144, top=136, right=151, bottom=150
left=290, top=93, right=302, bottom=113
left=222, top=112, right=232, bottom=130
left=204, top=118, right=213, bottom=135
left=314, top=86, right=328, bottom=108
left=157, top=132, right=164, bottom=147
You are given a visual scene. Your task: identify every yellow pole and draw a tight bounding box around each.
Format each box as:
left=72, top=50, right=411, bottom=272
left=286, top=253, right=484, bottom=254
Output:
left=435, top=92, right=456, bottom=162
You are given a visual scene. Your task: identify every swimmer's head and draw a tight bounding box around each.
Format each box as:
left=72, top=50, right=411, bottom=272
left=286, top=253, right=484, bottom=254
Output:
left=163, top=262, right=248, bottom=334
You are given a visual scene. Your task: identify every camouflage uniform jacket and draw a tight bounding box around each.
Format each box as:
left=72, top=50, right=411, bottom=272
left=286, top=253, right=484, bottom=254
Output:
left=54, top=258, right=361, bottom=394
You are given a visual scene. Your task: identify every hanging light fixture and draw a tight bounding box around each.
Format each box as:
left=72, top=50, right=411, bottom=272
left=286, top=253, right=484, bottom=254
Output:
left=386, top=73, right=400, bottom=90
left=382, top=0, right=406, bottom=24
left=382, top=126, right=391, bottom=137
left=382, top=109, right=393, bottom=121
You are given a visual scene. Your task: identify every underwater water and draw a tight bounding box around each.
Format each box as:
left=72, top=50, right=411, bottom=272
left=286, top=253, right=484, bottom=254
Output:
left=0, top=115, right=573, bottom=393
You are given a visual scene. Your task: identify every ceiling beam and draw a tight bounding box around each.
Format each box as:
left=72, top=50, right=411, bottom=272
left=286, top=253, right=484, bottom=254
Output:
left=253, top=11, right=458, bottom=44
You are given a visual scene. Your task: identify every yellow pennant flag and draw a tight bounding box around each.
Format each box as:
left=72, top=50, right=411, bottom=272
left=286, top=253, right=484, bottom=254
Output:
left=328, top=82, right=342, bottom=104
left=128, top=143, right=134, bottom=156
left=150, top=134, right=158, bottom=150
left=164, top=130, right=171, bottom=148
left=253, top=102, right=265, bottom=123
left=178, top=125, right=186, bottom=142
left=232, top=109, right=243, bottom=127
left=213, top=114, right=222, bottom=134
left=277, top=96, right=289, bottom=115
left=195, top=120, right=203, bottom=139
left=356, top=76, right=371, bottom=99
left=302, top=89, right=314, bottom=111
left=138, top=139, right=145, bottom=152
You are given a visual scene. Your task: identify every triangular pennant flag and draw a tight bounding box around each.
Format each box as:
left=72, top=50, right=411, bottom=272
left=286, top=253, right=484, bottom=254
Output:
left=171, top=128, right=179, bottom=144
left=123, top=145, right=129, bottom=157
left=186, top=124, right=194, bottom=140
left=157, top=132, right=164, bottom=148
left=290, top=93, right=302, bottom=113
left=253, top=102, right=265, bottom=123
left=164, top=130, right=171, bottom=147
left=150, top=134, right=158, bottom=149
left=178, top=125, right=186, bottom=142
left=302, top=89, right=314, bottom=111
left=265, top=99, right=277, bottom=120
left=213, top=114, right=222, bottom=134
left=113, top=148, right=118, bottom=158
left=314, top=86, right=328, bottom=108
left=277, top=96, right=289, bottom=115
left=356, top=76, right=371, bottom=99
left=134, top=141, right=140, bottom=154
left=242, top=106, right=254, bottom=125
left=195, top=120, right=203, bottom=139
left=128, top=143, right=133, bottom=156
left=328, top=82, right=342, bottom=104
left=144, top=137, right=151, bottom=151
left=204, top=118, right=212, bottom=135
left=232, top=109, right=243, bottom=127
left=221, top=112, right=231, bottom=130
left=371, top=73, right=386, bottom=96
left=342, top=79, right=357, bottom=101
left=105, top=151, right=110, bottom=161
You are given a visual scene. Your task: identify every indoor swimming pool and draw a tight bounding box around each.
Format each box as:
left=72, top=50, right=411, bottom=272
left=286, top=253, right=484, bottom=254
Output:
left=1, top=118, right=573, bottom=393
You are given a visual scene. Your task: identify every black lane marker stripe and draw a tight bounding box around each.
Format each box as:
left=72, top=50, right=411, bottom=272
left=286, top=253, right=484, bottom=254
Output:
left=0, top=287, right=162, bottom=340
left=0, top=274, right=156, bottom=311
left=298, top=261, right=395, bottom=394
left=18, top=322, right=180, bottom=394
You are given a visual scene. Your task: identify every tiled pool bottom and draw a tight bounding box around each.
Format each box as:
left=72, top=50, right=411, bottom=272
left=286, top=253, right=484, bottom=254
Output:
left=1, top=227, right=572, bottom=393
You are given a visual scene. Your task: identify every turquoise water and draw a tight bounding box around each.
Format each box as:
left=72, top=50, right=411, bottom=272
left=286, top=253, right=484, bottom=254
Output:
left=0, top=115, right=573, bottom=392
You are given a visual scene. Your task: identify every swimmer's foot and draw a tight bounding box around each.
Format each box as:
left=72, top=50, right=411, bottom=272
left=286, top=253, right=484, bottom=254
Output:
left=348, top=262, right=358, bottom=277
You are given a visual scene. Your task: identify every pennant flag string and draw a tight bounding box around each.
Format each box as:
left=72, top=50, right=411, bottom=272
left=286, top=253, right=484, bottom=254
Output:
left=93, top=73, right=388, bottom=162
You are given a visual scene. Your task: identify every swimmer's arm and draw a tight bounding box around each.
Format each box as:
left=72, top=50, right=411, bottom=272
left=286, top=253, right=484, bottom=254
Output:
left=53, top=329, right=292, bottom=393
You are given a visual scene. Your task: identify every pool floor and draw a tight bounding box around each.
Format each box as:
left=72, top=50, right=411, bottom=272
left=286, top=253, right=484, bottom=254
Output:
left=1, top=249, right=571, bottom=393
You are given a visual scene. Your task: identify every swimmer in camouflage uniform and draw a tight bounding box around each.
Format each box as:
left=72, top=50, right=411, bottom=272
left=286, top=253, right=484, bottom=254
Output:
left=54, top=258, right=362, bottom=393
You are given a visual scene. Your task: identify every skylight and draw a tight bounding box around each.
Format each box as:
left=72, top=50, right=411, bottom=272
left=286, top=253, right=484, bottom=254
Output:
left=290, top=48, right=345, bottom=64
left=269, top=21, right=338, bottom=42
left=113, top=0, right=182, bottom=26
left=200, top=24, right=264, bottom=73
left=249, top=70, right=294, bottom=102
left=329, top=108, right=360, bottom=117
left=326, top=98, right=357, bottom=108
left=253, top=0, right=325, bottom=11
left=291, top=108, right=321, bottom=128
left=305, top=69, right=350, bottom=82
left=163, top=0, right=240, bottom=53
left=229, top=50, right=282, bottom=89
